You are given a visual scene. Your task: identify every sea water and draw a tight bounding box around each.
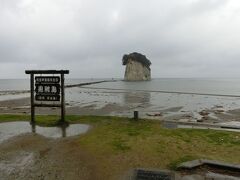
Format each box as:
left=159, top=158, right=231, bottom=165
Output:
left=1, top=78, right=240, bottom=95
left=1, top=78, right=240, bottom=121
left=84, top=78, right=240, bottom=96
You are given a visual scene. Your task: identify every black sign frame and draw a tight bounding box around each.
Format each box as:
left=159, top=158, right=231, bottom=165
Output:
left=25, top=70, right=69, bottom=124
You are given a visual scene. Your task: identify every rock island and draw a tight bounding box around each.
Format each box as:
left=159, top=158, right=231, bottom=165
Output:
left=122, top=52, right=151, bottom=81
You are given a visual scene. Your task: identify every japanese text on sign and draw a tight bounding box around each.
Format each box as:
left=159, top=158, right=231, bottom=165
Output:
left=35, top=76, right=60, bottom=84
left=35, top=76, right=61, bottom=101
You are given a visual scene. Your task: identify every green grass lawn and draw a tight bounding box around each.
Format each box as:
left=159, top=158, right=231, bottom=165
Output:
left=0, top=114, right=239, bottom=172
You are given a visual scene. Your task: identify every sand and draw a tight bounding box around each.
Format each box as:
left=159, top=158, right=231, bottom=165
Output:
left=1, top=95, right=240, bottom=126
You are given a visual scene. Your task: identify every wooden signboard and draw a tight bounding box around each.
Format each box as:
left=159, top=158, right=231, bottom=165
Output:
left=25, top=70, right=69, bottom=124
left=35, top=76, right=61, bottom=101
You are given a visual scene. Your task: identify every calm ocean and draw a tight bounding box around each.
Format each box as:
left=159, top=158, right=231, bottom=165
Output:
left=86, top=78, right=240, bottom=97
left=1, top=78, right=240, bottom=96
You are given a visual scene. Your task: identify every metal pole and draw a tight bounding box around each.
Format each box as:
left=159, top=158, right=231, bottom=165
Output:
left=30, top=73, right=35, bottom=123
left=61, top=73, right=65, bottom=122
left=134, top=111, right=139, bottom=120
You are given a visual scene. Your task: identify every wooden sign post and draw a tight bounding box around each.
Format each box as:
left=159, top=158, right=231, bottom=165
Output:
left=25, top=70, right=69, bottom=124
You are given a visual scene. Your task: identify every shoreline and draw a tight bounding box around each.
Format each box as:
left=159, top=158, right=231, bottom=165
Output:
left=0, top=96, right=240, bottom=131
left=0, top=114, right=239, bottom=132
left=3, top=78, right=240, bottom=98
left=1, top=80, right=240, bottom=129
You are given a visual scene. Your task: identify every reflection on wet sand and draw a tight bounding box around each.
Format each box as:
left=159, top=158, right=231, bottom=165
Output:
left=2, top=85, right=240, bottom=124
left=31, top=123, right=68, bottom=138
left=0, top=122, right=90, bottom=143
left=61, top=125, right=67, bottom=137
left=124, top=91, right=150, bottom=104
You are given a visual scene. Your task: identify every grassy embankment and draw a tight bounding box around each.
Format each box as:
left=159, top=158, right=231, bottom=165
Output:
left=0, top=114, right=239, bottom=171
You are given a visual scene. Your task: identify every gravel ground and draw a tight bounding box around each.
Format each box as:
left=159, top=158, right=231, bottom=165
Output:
left=0, top=134, right=99, bottom=180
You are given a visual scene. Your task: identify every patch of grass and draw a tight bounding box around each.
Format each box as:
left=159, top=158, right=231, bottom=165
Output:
left=0, top=114, right=30, bottom=122
left=111, top=137, right=131, bottom=151
left=205, top=131, right=240, bottom=145
left=115, top=121, right=152, bottom=136
left=0, top=114, right=60, bottom=126
left=0, top=114, right=239, bottom=174
left=0, top=114, right=124, bottom=126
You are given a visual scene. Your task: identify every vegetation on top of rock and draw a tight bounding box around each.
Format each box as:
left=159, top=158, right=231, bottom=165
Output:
left=122, top=52, right=151, bottom=68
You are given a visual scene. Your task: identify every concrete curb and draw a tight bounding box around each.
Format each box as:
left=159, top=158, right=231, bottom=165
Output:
left=177, top=159, right=240, bottom=172
left=161, top=120, right=240, bottom=131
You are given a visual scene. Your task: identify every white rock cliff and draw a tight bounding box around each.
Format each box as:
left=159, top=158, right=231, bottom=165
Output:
left=122, top=52, right=151, bottom=81
left=124, top=59, right=151, bottom=81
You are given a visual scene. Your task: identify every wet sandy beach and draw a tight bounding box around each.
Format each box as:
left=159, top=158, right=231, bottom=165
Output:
left=1, top=85, right=240, bottom=128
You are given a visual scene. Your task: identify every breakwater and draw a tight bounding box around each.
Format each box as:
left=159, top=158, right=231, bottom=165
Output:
left=0, top=80, right=117, bottom=96
left=65, top=80, right=117, bottom=88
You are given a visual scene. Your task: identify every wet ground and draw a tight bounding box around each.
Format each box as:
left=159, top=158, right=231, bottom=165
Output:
left=1, top=120, right=239, bottom=180
left=0, top=122, right=95, bottom=180
left=0, top=134, right=98, bottom=180
left=0, top=122, right=90, bottom=143
left=2, top=79, right=240, bottom=124
left=1, top=87, right=240, bottom=127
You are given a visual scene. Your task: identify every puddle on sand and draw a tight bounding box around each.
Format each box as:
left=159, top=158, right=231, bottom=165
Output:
left=0, top=122, right=90, bottom=143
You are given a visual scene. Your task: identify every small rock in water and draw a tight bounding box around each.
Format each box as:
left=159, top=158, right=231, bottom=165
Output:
left=214, top=109, right=225, bottom=114
left=199, top=110, right=209, bottom=116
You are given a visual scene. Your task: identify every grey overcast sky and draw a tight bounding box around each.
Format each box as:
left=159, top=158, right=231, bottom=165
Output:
left=0, top=0, right=240, bottom=78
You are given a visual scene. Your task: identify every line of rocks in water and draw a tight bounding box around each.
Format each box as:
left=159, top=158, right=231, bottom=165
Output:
left=0, top=80, right=117, bottom=96
left=65, top=80, right=117, bottom=88
left=2, top=79, right=240, bottom=98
